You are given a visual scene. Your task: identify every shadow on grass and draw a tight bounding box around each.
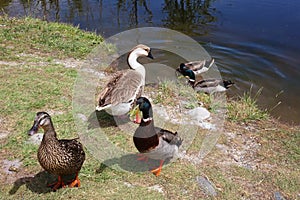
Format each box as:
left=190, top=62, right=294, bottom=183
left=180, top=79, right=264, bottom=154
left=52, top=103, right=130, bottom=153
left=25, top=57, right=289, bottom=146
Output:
left=87, top=110, right=132, bottom=129
left=9, top=171, right=78, bottom=194
left=97, top=153, right=172, bottom=174
left=9, top=171, right=55, bottom=194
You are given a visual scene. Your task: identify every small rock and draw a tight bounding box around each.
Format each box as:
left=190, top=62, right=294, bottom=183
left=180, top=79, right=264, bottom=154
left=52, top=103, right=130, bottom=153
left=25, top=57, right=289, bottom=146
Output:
left=224, top=132, right=236, bottom=139
left=187, top=107, right=210, bottom=122
left=178, top=151, right=202, bottom=165
left=153, top=105, right=170, bottom=121
left=77, top=113, right=88, bottom=122
left=9, top=166, right=19, bottom=172
left=148, top=185, right=164, bottom=193
left=124, top=182, right=134, bottom=188
left=2, top=159, right=22, bottom=175
left=27, top=133, right=43, bottom=145
left=0, top=131, right=9, bottom=140
left=196, top=176, right=217, bottom=196
left=198, top=121, right=216, bottom=130
left=274, top=191, right=286, bottom=200
left=215, top=144, right=229, bottom=154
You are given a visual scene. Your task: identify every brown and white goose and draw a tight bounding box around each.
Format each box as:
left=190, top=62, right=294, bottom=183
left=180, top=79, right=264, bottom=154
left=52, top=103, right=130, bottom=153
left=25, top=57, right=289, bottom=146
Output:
left=96, top=44, right=153, bottom=116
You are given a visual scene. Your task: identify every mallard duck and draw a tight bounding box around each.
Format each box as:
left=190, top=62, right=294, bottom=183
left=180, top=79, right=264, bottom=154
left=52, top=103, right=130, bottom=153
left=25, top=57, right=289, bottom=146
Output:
left=133, top=97, right=183, bottom=176
left=28, top=112, right=85, bottom=191
left=95, top=44, right=153, bottom=116
left=179, top=67, right=234, bottom=94
left=193, top=79, right=234, bottom=94
left=177, top=58, right=214, bottom=75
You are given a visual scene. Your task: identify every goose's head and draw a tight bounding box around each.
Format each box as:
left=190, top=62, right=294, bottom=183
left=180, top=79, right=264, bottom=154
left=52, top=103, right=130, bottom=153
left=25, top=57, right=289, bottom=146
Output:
left=130, top=44, right=153, bottom=59
left=28, top=112, right=52, bottom=135
left=127, top=44, right=153, bottom=69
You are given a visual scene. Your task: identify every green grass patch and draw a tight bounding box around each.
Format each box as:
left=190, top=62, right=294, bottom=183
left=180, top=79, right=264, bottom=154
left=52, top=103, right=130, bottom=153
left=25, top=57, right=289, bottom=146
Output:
left=0, top=15, right=103, bottom=60
left=227, top=87, right=269, bottom=122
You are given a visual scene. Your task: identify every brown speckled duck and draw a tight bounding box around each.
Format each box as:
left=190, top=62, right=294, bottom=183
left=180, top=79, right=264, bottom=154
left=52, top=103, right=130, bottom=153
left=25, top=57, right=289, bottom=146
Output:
left=133, top=97, right=183, bottom=176
left=28, top=112, right=85, bottom=191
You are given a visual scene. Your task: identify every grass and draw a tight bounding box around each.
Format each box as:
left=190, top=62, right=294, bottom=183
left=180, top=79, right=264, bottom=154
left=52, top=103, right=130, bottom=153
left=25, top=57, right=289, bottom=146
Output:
left=150, top=80, right=203, bottom=109
left=227, top=87, right=269, bottom=122
left=0, top=16, right=299, bottom=200
left=0, top=15, right=103, bottom=60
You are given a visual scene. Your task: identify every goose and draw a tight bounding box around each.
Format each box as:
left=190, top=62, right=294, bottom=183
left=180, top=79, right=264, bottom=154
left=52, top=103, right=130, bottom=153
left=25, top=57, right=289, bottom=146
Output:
left=96, top=44, right=153, bottom=116
left=177, top=58, right=214, bottom=75
left=133, top=97, right=183, bottom=176
left=28, top=112, right=85, bottom=191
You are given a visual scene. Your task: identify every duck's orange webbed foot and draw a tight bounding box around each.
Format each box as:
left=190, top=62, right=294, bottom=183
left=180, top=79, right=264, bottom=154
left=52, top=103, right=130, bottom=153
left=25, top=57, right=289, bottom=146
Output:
left=150, top=160, right=164, bottom=176
left=47, top=176, right=66, bottom=191
left=68, top=172, right=81, bottom=188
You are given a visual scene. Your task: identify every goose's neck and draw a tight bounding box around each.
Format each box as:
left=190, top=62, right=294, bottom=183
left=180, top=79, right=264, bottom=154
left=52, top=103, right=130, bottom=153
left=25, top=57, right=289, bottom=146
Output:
left=128, top=53, right=146, bottom=78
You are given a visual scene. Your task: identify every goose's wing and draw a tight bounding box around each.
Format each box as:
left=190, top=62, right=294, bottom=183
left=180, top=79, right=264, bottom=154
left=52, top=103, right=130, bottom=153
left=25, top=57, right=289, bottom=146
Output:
left=98, top=70, right=143, bottom=107
left=97, top=71, right=124, bottom=107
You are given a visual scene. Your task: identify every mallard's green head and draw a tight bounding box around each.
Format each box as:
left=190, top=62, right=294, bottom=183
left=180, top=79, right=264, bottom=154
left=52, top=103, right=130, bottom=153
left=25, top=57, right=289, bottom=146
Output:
left=136, top=97, right=153, bottom=121
left=179, top=63, right=187, bottom=71
left=181, top=68, right=196, bottom=81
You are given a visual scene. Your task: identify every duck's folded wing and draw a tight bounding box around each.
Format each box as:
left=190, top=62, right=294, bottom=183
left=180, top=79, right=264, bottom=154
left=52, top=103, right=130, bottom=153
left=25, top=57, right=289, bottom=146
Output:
left=185, top=60, right=206, bottom=71
left=196, top=79, right=222, bottom=88
left=156, top=128, right=183, bottom=146
left=59, top=139, right=85, bottom=157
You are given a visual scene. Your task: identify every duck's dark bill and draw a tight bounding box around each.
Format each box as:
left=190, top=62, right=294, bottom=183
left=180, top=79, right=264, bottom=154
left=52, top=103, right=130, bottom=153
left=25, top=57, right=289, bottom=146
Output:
left=147, top=51, right=154, bottom=59
left=28, top=124, right=39, bottom=136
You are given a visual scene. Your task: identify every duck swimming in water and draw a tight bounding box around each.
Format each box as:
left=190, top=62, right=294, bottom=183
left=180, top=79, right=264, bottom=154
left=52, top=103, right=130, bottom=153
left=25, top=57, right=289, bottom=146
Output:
left=178, top=67, right=234, bottom=94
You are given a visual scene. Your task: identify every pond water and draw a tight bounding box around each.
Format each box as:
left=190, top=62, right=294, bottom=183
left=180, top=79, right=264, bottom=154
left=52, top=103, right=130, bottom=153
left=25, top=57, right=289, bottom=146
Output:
left=1, top=0, right=299, bottom=124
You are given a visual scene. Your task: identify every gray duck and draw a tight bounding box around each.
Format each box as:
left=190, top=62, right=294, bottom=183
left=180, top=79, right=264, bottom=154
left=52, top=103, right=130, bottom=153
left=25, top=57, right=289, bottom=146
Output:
left=133, top=97, right=183, bottom=176
left=28, top=112, right=85, bottom=191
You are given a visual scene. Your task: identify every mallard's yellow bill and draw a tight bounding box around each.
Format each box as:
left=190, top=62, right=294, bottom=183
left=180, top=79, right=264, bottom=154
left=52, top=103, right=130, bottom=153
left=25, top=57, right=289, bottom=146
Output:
left=129, top=105, right=142, bottom=123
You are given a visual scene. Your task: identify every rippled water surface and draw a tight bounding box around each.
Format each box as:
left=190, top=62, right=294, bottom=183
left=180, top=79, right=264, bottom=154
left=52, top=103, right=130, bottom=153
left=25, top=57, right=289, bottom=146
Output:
left=1, top=0, right=300, bottom=124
